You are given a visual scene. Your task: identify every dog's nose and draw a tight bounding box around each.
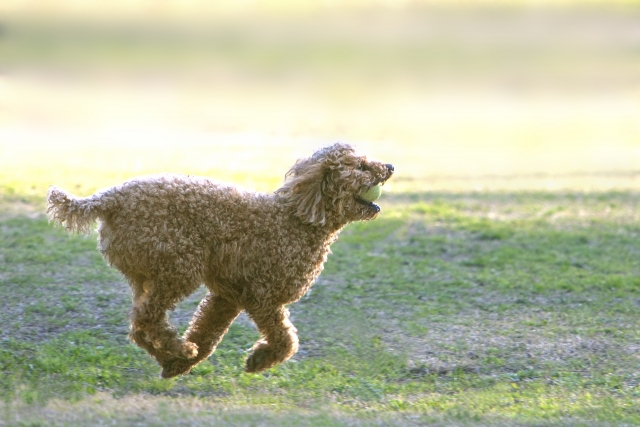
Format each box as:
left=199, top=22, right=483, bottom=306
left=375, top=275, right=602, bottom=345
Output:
left=385, top=164, right=394, bottom=174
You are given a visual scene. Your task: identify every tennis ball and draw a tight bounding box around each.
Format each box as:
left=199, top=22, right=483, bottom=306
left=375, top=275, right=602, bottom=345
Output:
left=360, top=184, right=382, bottom=202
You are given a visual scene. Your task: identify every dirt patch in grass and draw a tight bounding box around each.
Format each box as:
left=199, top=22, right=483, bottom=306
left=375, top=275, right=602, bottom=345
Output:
left=0, top=214, right=257, bottom=346
left=2, top=280, right=129, bottom=343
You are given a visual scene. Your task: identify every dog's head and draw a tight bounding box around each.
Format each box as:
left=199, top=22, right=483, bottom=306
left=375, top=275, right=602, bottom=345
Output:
left=276, top=143, right=394, bottom=227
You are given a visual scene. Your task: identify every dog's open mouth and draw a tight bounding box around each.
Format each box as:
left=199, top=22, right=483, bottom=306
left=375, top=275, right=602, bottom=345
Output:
left=354, top=180, right=386, bottom=213
left=355, top=197, right=381, bottom=212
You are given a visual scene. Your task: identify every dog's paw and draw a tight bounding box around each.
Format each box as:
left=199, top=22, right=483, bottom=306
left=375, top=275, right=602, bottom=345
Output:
left=245, top=345, right=274, bottom=373
left=160, top=358, right=195, bottom=379
left=180, top=341, right=199, bottom=359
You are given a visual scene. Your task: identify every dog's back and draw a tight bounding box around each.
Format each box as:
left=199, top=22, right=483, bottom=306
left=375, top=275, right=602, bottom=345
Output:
left=49, top=174, right=272, bottom=277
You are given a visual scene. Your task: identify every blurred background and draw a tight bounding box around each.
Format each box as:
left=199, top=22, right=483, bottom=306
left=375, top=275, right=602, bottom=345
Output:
left=1, top=0, right=639, bottom=202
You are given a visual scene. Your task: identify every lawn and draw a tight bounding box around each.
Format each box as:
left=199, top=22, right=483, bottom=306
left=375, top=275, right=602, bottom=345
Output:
left=2, top=2, right=640, bottom=426
left=3, top=182, right=640, bottom=425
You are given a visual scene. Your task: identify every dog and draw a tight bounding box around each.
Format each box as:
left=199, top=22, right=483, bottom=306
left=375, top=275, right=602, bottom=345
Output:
left=46, top=142, right=393, bottom=378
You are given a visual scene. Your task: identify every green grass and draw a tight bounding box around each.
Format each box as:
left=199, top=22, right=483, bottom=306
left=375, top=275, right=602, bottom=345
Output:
left=2, top=191, right=640, bottom=425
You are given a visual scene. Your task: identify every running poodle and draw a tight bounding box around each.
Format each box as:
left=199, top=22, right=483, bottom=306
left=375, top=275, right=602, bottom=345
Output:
left=46, top=143, right=394, bottom=378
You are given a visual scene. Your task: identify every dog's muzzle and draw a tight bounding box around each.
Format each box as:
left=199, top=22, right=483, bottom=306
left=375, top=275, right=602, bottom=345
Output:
left=355, top=197, right=381, bottom=212
left=355, top=164, right=394, bottom=213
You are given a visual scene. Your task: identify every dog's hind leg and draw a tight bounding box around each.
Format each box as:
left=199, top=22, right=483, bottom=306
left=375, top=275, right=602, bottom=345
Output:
left=245, top=305, right=299, bottom=373
left=160, top=293, right=242, bottom=378
left=128, top=277, right=199, bottom=368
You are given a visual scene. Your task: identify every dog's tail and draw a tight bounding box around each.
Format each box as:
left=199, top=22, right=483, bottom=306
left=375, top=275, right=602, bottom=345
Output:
left=46, top=186, right=104, bottom=234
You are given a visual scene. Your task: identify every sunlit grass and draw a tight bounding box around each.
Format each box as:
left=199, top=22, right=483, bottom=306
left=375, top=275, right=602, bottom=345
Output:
left=2, top=94, right=639, bottom=205
left=2, top=5, right=639, bottom=200
left=3, top=5, right=640, bottom=195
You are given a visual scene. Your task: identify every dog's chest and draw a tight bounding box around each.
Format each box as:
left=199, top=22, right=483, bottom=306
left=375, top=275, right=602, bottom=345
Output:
left=211, top=227, right=334, bottom=304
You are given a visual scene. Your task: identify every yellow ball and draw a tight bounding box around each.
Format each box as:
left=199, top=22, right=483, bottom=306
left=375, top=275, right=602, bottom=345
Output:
left=360, top=184, right=382, bottom=202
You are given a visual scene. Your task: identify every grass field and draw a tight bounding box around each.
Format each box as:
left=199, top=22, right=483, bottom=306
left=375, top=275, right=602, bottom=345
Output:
left=3, top=187, right=640, bottom=425
left=2, top=2, right=640, bottom=426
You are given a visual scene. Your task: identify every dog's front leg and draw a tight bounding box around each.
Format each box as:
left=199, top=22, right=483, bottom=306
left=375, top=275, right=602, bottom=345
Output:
left=245, top=305, right=299, bottom=373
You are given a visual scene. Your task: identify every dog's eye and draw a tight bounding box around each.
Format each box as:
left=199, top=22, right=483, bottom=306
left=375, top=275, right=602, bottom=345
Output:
left=357, top=163, right=365, bottom=171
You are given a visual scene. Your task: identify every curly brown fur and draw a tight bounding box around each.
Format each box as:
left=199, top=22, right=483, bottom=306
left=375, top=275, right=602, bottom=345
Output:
left=46, top=143, right=393, bottom=377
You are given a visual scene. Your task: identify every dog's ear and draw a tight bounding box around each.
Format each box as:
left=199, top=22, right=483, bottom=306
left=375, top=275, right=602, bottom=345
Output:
left=275, top=157, right=329, bottom=225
